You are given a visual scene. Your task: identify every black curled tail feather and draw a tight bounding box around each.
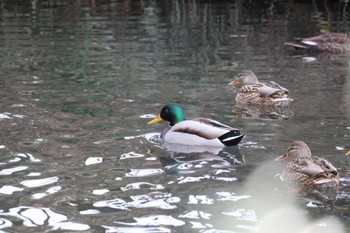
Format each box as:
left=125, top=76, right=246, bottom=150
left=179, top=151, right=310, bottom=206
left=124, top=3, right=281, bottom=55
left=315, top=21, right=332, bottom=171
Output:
left=218, top=130, right=245, bottom=146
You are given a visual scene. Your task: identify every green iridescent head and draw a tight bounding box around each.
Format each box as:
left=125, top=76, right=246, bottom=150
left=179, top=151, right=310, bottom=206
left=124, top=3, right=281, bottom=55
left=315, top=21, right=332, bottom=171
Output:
left=148, top=104, right=185, bottom=126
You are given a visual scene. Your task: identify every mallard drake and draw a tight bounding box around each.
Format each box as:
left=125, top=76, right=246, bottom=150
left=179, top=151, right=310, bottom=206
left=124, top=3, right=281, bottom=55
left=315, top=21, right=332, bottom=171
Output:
left=148, top=104, right=245, bottom=147
left=228, top=70, right=293, bottom=106
left=284, top=33, right=350, bottom=53
left=275, top=141, right=339, bottom=188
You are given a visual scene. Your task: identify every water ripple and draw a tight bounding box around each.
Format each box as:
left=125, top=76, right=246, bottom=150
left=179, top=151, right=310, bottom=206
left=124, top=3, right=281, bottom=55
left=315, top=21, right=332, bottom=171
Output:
left=179, top=210, right=211, bottom=220
left=52, top=221, right=90, bottom=231
left=85, top=157, right=103, bottom=165
left=120, top=152, right=145, bottom=160
left=177, top=176, right=209, bottom=184
left=128, top=194, right=177, bottom=209
left=92, top=189, right=110, bottom=195
left=20, top=176, right=59, bottom=188
left=102, top=225, right=172, bottom=233
left=114, top=215, right=185, bottom=227
left=0, top=206, right=89, bottom=231
left=0, top=185, right=24, bottom=195
left=0, top=112, right=27, bottom=121
left=212, top=177, right=238, bottom=182
left=93, top=193, right=179, bottom=210
left=188, top=195, right=214, bottom=205
left=222, top=208, right=257, bottom=222
left=80, top=209, right=101, bottom=215
left=124, top=132, right=161, bottom=145
left=14, top=153, right=41, bottom=163
left=0, top=166, right=28, bottom=175
left=216, top=192, right=251, bottom=202
left=120, top=182, right=165, bottom=191
left=94, top=198, right=129, bottom=210
left=125, top=169, right=164, bottom=177
left=32, top=186, right=62, bottom=199
left=0, top=113, right=11, bottom=120
left=139, top=114, right=156, bottom=119
left=0, top=217, right=12, bottom=229
left=240, top=141, right=267, bottom=150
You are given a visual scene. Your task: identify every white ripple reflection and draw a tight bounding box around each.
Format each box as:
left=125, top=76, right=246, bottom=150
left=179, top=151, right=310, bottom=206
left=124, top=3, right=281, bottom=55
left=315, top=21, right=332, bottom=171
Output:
left=124, top=132, right=160, bottom=141
left=177, top=176, right=208, bottom=184
left=0, top=113, right=11, bottom=119
left=216, top=192, right=250, bottom=202
left=92, top=189, right=110, bottom=195
left=0, top=166, right=28, bottom=175
left=52, top=221, right=90, bottom=231
left=102, top=225, right=172, bottom=233
left=139, top=114, right=156, bottom=119
left=0, top=185, right=24, bottom=195
left=0, top=217, right=12, bottom=229
left=114, top=215, right=185, bottom=227
left=16, top=153, right=41, bottom=162
left=94, top=198, right=129, bottom=210
left=80, top=209, right=101, bottom=215
left=128, top=195, right=177, bottom=209
left=179, top=210, right=211, bottom=220
left=125, top=169, right=164, bottom=177
left=188, top=195, right=214, bottom=205
left=85, top=157, right=103, bottom=165
left=120, top=152, right=145, bottom=160
left=20, top=176, right=59, bottom=188
left=32, top=186, right=62, bottom=199
left=176, top=172, right=238, bottom=184
left=223, top=208, right=258, bottom=222
left=0, top=206, right=89, bottom=231
left=120, top=182, right=165, bottom=191
left=94, top=194, right=178, bottom=210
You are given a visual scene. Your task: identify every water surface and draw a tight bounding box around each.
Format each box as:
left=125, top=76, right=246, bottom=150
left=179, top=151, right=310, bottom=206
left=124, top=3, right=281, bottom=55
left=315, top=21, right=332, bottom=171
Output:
left=0, top=1, right=349, bottom=232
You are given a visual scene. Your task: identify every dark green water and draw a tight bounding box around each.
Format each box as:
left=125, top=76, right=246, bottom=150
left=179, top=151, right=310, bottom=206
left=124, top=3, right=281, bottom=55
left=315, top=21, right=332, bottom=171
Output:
left=0, top=0, right=349, bottom=232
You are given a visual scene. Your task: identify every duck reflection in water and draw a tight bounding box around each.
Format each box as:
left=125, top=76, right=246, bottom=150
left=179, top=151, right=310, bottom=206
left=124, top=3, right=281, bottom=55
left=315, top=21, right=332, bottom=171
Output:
left=143, top=130, right=244, bottom=174
left=159, top=145, right=244, bottom=175
left=275, top=141, right=339, bottom=203
left=228, top=70, right=293, bottom=119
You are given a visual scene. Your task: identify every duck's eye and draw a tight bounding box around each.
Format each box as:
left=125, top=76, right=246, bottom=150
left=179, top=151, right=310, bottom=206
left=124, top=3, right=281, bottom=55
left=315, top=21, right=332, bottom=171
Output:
left=163, top=109, right=169, bottom=115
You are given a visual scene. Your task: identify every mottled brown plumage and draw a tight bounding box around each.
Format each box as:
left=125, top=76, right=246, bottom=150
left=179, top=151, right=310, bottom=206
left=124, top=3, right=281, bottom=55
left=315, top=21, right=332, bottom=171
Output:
left=228, top=70, right=293, bottom=107
left=284, top=33, right=350, bottom=53
left=276, top=141, right=339, bottom=188
left=275, top=141, right=339, bottom=202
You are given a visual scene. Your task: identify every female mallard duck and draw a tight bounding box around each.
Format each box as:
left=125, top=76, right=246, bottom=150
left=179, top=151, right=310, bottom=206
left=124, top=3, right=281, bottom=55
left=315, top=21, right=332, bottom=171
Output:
left=284, top=33, right=350, bottom=53
left=275, top=141, right=339, bottom=188
left=148, top=104, right=245, bottom=147
left=228, top=70, right=293, bottom=106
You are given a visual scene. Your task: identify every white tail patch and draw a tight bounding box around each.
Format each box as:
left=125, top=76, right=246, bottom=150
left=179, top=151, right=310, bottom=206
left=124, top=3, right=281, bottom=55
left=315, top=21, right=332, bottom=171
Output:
left=303, top=41, right=318, bottom=46
left=222, top=135, right=242, bottom=142
left=272, top=98, right=292, bottom=102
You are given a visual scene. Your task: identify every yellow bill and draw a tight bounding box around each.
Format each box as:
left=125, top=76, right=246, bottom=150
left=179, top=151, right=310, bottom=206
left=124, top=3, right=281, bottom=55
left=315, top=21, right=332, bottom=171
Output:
left=275, top=153, right=288, bottom=161
left=147, top=114, right=164, bottom=125
left=228, top=80, right=240, bottom=86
